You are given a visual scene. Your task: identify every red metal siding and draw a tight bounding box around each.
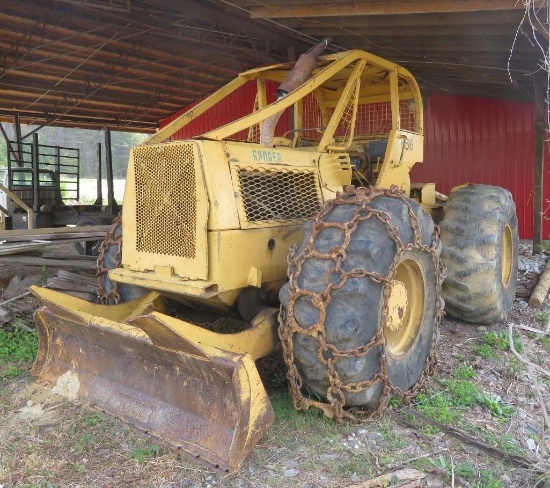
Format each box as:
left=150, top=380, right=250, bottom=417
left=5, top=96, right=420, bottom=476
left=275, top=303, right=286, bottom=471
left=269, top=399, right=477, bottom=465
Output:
left=411, top=92, right=548, bottom=239
left=161, top=81, right=290, bottom=140
left=161, top=89, right=546, bottom=239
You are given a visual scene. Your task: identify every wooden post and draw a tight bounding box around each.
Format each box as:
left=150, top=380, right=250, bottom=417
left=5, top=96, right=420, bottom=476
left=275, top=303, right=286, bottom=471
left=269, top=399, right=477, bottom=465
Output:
left=32, top=133, right=40, bottom=214
left=14, top=113, right=23, bottom=167
left=94, top=142, right=103, bottom=206
left=533, top=76, right=545, bottom=253
left=104, top=128, right=116, bottom=214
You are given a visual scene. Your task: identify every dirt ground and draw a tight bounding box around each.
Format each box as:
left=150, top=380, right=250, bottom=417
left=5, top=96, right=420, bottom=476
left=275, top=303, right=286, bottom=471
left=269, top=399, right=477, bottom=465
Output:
left=0, top=243, right=549, bottom=487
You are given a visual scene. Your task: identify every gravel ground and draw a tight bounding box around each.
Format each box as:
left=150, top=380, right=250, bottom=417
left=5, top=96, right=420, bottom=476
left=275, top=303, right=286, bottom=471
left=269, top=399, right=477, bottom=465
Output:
left=0, top=242, right=549, bottom=487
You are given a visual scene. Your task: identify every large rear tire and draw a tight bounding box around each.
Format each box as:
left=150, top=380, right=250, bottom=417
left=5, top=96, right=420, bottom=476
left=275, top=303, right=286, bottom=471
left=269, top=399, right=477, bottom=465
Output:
left=279, top=186, right=444, bottom=418
left=440, top=184, right=518, bottom=324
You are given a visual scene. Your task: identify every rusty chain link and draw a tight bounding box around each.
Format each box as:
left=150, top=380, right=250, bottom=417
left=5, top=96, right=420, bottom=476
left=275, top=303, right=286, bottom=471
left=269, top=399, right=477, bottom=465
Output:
left=96, top=215, right=123, bottom=304
left=278, top=185, right=446, bottom=423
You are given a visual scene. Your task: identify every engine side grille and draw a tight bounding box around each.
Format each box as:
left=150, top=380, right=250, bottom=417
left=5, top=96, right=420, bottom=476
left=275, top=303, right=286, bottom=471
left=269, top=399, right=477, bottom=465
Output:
left=237, top=167, right=321, bottom=223
left=133, top=144, right=196, bottom=258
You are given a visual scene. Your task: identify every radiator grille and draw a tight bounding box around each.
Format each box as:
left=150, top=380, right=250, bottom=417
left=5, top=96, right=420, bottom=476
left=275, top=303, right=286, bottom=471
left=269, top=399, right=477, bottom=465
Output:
left=237, top=167, right=321, bottom=223
left=133, top=144, right=196, bottom=258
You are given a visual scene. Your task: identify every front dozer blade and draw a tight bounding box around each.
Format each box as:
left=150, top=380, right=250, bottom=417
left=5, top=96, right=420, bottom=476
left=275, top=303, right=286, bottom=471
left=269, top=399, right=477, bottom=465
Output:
left=31, top=287, right=275, bottom=472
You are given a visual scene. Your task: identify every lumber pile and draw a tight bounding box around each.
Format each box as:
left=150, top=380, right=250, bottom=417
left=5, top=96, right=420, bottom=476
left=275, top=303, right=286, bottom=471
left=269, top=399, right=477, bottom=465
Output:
left=0, top=255, right=97, bottom=270
left=0, top=225, right=110, bottom=256
left=47, top=270, right=98, bottom=300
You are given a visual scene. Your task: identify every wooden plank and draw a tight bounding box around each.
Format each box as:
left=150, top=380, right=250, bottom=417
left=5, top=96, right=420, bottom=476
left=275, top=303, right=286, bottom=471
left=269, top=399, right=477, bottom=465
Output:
left=0, top=225, right=110, bottom=242
left=41, top=251, right=97, bottom=261
left=0, top=256, right=96, bottom=270
left=250, top=0, right=540, bottom=18
left=0, top=241, right=52, bottom=255
left=56, top=270, right=98, bottom=286
left=47, top=279, right=97, bottom=294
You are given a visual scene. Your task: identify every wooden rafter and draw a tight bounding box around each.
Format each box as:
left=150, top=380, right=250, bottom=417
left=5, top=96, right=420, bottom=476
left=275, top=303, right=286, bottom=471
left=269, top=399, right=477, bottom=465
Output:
left=250, top=0, right=542, bottom=19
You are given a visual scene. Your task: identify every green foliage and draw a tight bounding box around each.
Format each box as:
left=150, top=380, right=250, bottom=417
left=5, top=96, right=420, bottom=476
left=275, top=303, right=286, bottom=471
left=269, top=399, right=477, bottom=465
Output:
left=340, top=452, right=374, bottom=478
left=440, top=379, right=480, bottom=407
left=415, top=379, right=513, bottom=424
left=430, top=456, right=475, bottom=484
left=0, top=325, right=38, bottom=378
left=270, top=391, right=334, bottom=431
left=0, top=326, right=38, bottom=364
left=472, top=344, right=497, bottom=359
left=83, top=413, right=103, bottom=426
left=481, top=331, right=523, bottom=353
left=429, top=457, right=504, bottom=487
left=477, top=392, right=515, bottom=419
left=415, top=380, right=480, bottom=424
left=1, top=365, right=23, bottom=379
left=472, top=331, right=523, bottom=358
left=414, top=392, right=460, bottom=424
left=540, top=336, right=550, bottom=348
left=0, top=123, right=147, bottom=179
left=452, top=364, right=476, bottom=380
left=534, top=310, right=550, bottom=324
left=472, top=470, right=504, bottom=488
left=130, top=444, right=160, bottom=463
left=75, top=434, right=93, bottom=454
left=504, top=357, right=527, bottom=380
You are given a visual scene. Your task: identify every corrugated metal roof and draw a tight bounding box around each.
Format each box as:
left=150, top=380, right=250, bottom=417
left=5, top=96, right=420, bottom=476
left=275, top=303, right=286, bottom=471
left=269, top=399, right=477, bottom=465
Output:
left=0, top=0, right=546, bottom=131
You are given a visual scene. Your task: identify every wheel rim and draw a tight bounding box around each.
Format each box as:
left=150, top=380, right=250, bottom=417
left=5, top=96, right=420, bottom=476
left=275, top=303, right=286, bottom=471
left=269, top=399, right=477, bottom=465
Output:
left=501, top=223, right=513, bottom=287
left=384, top=256, right=426, bottom=356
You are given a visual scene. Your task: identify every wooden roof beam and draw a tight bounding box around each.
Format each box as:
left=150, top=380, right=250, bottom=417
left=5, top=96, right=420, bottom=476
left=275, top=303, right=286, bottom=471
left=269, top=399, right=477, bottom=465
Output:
left=0, top=110, right=157, bottom=131
left=146, top=0, right=312, bottom=50
left=250, top=0, right=542, bottom=19
left=279, top=10, right=526, bottom=27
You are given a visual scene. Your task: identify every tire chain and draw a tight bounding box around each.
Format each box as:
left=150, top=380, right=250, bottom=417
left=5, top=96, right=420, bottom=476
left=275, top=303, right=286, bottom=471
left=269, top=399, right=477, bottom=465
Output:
left=278, top=185, right=446, bottom=423
left=96, top=215, right=123, bottom=304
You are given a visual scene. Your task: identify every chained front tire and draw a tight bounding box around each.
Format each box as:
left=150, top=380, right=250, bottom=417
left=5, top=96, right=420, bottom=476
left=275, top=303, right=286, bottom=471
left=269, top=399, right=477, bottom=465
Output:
left=279, top=187, right=443, bottom=417
left=440, top=184, right=518, bottom=324
left=97, top=218, right=147, bottom=304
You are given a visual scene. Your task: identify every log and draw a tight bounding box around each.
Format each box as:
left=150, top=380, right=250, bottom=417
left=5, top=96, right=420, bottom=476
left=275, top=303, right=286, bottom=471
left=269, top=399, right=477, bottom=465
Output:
left=529, top=263, right=550, bottom=308
left=516, top=271, right=539, bottom=299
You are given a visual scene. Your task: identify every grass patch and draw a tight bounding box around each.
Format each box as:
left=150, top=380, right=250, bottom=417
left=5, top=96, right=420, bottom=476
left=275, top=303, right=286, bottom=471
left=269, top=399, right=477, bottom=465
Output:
left=0, top=325, right=38, bottom=378
left=473, top=470, right=504, bottom=488
left=481, top=331, right=523, bottom=353
left=270, top=391, right=336, bottom=432
left=430, top=456, right=475, bottom=484
left=441, top=379, right=480, bottom=407
left=415, top=392, right=461, bottom=424
left=472, top=344, right=497, bottom=359
left=476, top=392, right=515, bottom=419
left=414, top=379, right=513, bottom=424
left=340, top=452, right=375, bottom=479
left=472, top=331, right=523, bottom=358
left=534, top=310, right=550, bottom=324
left=474, top=429, right=524, bottom=456
left=130, top=444, right=160, bottom=463
left=429, top=457, right=504, bottom=487
left=452, top=364, right=476, bottom=380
